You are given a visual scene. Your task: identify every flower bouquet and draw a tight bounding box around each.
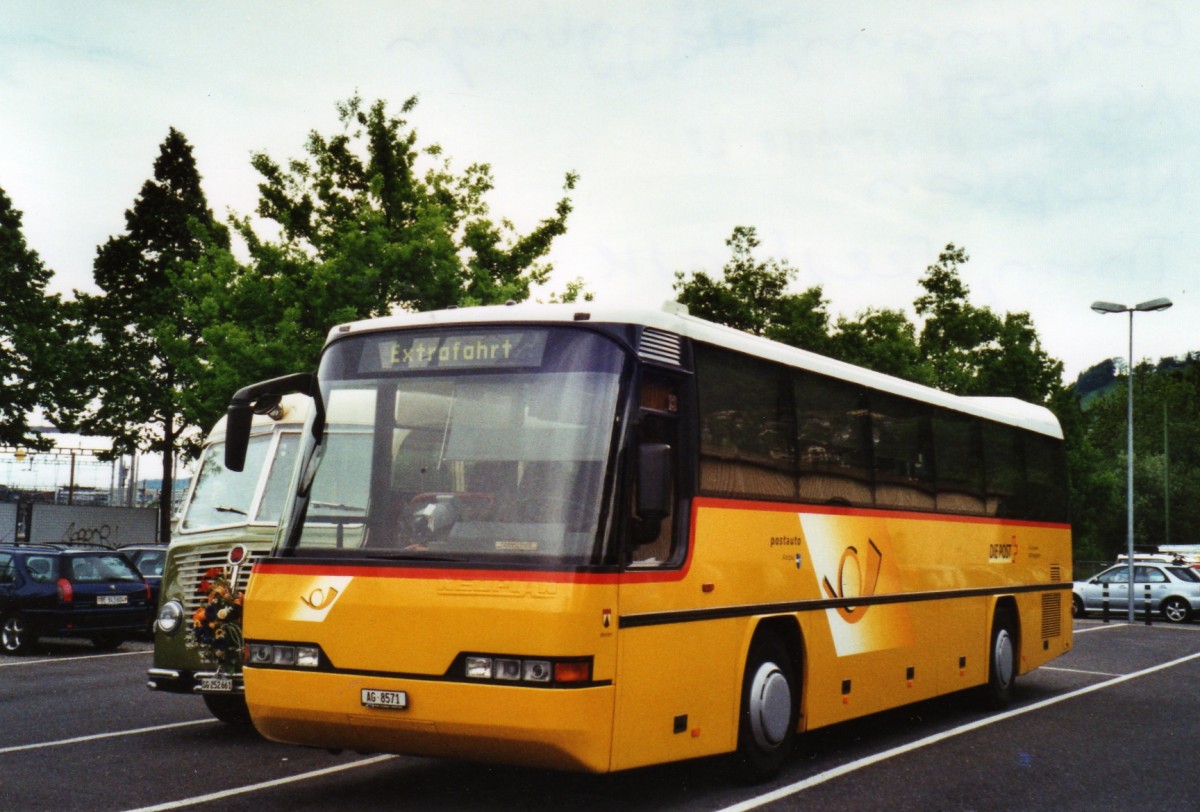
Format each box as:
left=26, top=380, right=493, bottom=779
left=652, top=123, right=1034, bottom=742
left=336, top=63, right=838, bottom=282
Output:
left=187, top=566, right=245, bottom=671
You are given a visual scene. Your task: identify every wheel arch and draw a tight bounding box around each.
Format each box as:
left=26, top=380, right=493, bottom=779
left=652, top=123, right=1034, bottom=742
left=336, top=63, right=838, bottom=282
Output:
left=739, top=615, right=805, bottom=724
left=992, top=596, right=1020, bottom=637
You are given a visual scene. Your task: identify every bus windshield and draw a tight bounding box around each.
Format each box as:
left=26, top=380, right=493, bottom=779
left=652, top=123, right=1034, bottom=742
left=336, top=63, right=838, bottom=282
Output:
left=289, top=327, right=627, bottom=564
left=181, top=432, right=300, bottom=531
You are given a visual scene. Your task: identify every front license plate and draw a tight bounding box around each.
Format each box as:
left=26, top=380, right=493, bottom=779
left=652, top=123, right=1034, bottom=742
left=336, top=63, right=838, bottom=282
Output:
left=97, top=594, right=128, bottom=605
left=200, top=676, right=234, bottom=692
left=361, top=688, right=407, bottom=710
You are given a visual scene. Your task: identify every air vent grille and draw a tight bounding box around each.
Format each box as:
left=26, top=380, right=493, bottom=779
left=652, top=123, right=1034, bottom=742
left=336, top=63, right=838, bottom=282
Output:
left=639, top=328, right=683, bottom=366
left=1041, top=592, right=1062, bottom=639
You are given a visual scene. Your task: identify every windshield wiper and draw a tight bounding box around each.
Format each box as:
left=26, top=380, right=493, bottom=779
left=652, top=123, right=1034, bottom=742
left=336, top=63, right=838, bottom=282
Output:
left=213, top=505, right=248, bottom=515
left=311, top=501, right=366, bottom=513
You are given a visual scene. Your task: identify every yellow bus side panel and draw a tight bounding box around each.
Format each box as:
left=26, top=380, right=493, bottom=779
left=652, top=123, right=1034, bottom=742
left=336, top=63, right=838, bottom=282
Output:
left=614, top=503, right=1071, bottom=751
left=609, top=619, right=743, bottom=771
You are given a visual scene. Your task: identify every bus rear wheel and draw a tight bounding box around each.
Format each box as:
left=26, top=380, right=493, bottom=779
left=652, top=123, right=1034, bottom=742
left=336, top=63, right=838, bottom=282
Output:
left=734, top=634, right=798, bottom=782
left=983, top=609, right=1017, bottom=709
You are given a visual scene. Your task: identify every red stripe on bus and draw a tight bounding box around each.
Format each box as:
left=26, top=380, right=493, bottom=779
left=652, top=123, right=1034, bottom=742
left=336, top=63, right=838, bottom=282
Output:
left=692, top=495, right=1071, bottom=529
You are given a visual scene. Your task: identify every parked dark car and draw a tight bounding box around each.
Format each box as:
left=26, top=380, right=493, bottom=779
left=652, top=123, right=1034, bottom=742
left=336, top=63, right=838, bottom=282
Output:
left=121, top=545, right=167, bottom=606
left=0, top=544, right=154, bottom=654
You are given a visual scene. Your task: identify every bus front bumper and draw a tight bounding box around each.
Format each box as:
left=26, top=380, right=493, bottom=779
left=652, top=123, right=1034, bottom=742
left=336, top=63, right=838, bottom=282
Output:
left=147, top=667, right=245, bottom=695
left=245, top=666, right=616, bottom=773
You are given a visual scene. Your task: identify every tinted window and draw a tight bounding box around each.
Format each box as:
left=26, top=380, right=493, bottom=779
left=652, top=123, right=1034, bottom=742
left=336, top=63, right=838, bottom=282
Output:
left=1136, top=566, right=1167, bottom=584
left=871, top=392, right=934, bottom=510
left=1097, top=567, right=1128, bottom=584
left=696, top=345, right=796, bottom=500
left=23, top=555, right=58, bottom=583
left=692, top=343, right=1067, bottom=523
left=1169, top=567, right=1200, bottom=583
left=932, top=408, right=984, bottom=513
left=69, top=554, right=142, bottom=583
left=794, top=371, right=871, bottom=506
left=132, top=550, right=165, bottom=577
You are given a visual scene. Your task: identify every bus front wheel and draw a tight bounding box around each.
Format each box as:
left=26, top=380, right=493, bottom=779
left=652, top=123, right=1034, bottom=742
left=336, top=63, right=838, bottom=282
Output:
left=203, top=693, right=253, bottom=726
left=734, top=634, right=798, bottom=782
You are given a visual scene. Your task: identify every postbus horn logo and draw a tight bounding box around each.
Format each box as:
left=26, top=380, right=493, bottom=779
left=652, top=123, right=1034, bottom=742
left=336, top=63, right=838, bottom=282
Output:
left=301, top=586, right=339, bottom=610
left=822, top=539, right=883, bottom=624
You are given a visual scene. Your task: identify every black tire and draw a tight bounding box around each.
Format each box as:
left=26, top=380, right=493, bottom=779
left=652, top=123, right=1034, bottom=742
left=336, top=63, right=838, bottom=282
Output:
left=1072, top=594, right=1086, bottom=619
left=1161, top=597, right=1191, bottom=624
left=734, top=634, right=798, bottom=782
left=983, top=609, right=1018, bottom=709
left=203, top=693, right=253, bottom=726
left=1, top=612, right=36, bottom=655
left=91, top=634, right=125, bottom=651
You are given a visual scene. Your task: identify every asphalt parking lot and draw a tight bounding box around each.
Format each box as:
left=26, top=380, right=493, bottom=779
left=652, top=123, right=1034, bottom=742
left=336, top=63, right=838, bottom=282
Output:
left=1, top=618, right=1198, bottom=811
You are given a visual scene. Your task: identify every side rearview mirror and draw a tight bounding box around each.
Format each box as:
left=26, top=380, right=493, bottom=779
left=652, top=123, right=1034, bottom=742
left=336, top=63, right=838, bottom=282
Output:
left=225, top=372, right=322, bottom=472
left=637, top=443, right=672, bottom=522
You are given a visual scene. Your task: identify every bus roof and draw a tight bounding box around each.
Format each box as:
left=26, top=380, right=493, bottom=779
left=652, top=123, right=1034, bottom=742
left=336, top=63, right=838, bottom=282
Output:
left=207, top=393, right=312, bottom=442
left=326, top=301, right=1064, bottom=439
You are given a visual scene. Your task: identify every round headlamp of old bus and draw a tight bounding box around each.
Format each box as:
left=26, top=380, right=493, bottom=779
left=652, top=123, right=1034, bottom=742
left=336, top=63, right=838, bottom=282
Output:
left=157, top=600, right=184, bottom=635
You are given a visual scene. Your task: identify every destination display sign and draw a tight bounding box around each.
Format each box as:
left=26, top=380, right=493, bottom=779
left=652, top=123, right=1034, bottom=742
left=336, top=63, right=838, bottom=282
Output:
left=371, top=330, right=548, bottom=372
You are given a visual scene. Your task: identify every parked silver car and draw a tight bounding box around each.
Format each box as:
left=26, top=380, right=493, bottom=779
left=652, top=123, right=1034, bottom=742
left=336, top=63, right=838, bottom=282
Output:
left=1073, top=563, right=1200, bottom=623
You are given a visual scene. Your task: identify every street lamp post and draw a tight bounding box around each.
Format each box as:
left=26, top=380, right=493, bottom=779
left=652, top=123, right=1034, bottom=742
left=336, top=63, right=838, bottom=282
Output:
left=1091, top=297, right=1173, bottom=621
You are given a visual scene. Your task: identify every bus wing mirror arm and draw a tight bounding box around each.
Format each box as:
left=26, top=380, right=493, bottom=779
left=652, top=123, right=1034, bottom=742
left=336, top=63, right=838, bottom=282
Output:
left=637, top=443, right=672, bottom=522
left=225, top=372, right=323, bottom=472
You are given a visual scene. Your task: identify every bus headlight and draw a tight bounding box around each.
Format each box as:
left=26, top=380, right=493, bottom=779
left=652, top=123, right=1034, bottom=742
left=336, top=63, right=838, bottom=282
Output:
left=157, top=600, right=184, bottom=635
left=247, top=643, right=321, bottom=668
left=463, top=654, right=591, bottom=685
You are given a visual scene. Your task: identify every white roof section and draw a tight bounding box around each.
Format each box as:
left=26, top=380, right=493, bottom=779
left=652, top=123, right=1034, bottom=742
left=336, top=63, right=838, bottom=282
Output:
left=206, top=393, right=312, bottom=442
left=327, top=301, right=1064, bottom=439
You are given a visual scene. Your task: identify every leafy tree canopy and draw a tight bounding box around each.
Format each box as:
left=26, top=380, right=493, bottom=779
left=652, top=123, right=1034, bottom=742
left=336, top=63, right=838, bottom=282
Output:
left=914, top=243, right=1061, bottom=402
left=673, top=226, right=830, bottom=352
left=0, top=185, right=61, bottom=448
left=71, top=128, right=229, bottom=541
left=180, top=93, right=580, bottom=432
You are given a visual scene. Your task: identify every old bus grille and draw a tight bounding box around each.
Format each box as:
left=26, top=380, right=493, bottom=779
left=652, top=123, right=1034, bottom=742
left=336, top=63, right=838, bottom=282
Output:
left=175, top=545, right=269, bottom=615
left=1041, top=592, right=1063, bottom=639
left=639, top=328, right=683, bottom=367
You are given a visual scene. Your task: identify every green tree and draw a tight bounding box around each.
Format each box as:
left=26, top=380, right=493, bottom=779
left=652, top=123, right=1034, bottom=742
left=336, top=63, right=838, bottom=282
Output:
left=0, top=186, right=61, bottom=449
left=914, top=243, right=1061, bottom=403
left=74, top=128, right=229, bottom=543
left=829, top=307, right=932, bottom=384
left=913, top=244, right=1002, bottom=394
left=182, top=94, right=579, bottom=431
left=673, top=226, right=829, bottom=352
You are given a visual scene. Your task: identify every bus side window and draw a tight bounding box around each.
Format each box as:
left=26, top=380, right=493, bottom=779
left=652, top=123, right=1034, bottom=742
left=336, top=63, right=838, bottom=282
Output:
left=630, top=374, right=680, bottom=567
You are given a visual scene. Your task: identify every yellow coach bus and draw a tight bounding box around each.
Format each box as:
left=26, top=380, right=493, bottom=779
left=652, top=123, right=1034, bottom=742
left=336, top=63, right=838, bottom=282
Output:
left=225, top=302, right=1072, bottom=779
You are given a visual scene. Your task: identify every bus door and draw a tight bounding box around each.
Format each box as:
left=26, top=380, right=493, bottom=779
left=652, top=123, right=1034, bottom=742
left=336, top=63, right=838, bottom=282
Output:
left=612, top=369, right=732, bottom=769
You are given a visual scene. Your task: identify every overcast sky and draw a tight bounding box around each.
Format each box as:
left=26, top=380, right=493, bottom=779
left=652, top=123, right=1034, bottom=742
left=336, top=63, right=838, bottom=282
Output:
left=3, top=2, right=1197, bottom=394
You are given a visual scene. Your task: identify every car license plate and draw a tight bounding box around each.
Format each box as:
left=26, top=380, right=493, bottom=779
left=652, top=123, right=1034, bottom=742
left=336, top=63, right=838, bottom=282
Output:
left=361, top=688, right=407, bottom=710
left=200, top=676, right=234, bottom=692
left=97, top=594, right=128, bottom=605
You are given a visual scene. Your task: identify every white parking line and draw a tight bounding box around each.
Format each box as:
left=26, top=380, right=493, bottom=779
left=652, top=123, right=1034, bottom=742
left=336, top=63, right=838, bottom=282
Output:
left=718, top=650, right=1200, bottom=812
left=0, top=719, right=217, bottom=755
left=0, top=649, right=151, bottom=668
left=1072, top=623, right=1130, bottom=634
left=122, top=754, right=398, bottom=812
left=1040, top=666, right=1123, bottom=677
